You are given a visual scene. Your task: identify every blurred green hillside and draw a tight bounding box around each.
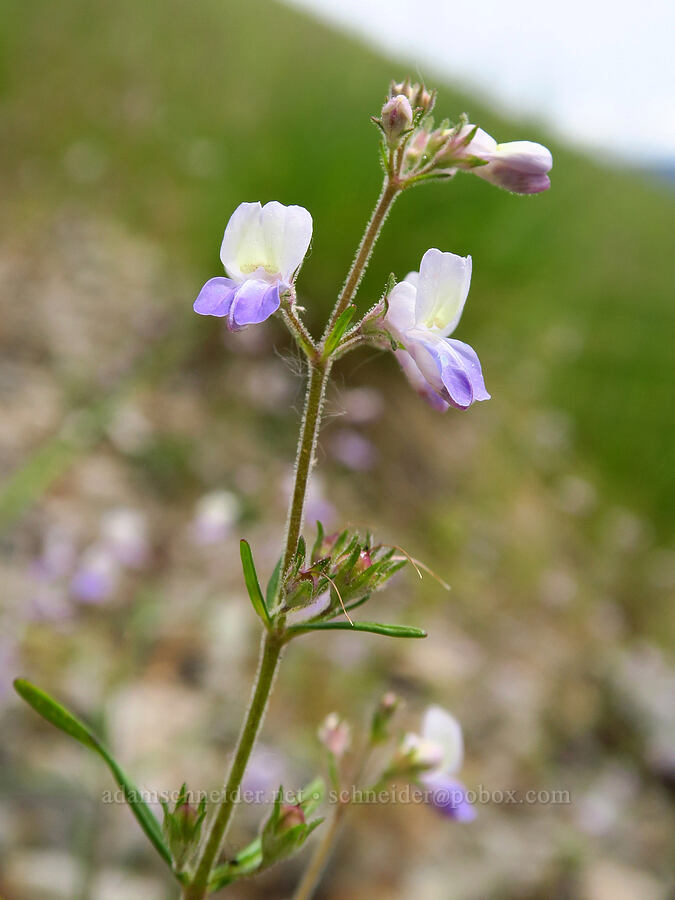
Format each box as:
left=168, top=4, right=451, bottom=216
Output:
left=1, top=0, right=673, bottom=534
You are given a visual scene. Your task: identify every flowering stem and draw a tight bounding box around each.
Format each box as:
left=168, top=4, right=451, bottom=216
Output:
left=281, top=360, right=331, bottom=575
left=291, top=804, right=348, bottom=900
left=280, top=294, right=317, bottom=358
left=185, top=631, right=283, bottom=899
left=187, top=171, right=399, bottom=897
left=322, top=177, right=399, bottom=341
left=292, top=742, right=372, bottom=900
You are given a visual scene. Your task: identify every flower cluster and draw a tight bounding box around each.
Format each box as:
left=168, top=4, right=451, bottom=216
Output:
left=283, top=525, right=407, bottom=623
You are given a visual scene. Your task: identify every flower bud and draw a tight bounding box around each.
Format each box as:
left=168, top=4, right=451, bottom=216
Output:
left=370, top=691, right=400, bottom=743
left=380, top=95, right=413, bottom=146
left=278, top=803, right=306, bottom=831
left=389, top=79, right=435, bottom=114
left=318, top=712, right=351, bottom=759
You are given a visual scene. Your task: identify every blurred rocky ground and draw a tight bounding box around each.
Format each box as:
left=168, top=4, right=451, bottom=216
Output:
left=1, top=208, right=673, bottom=899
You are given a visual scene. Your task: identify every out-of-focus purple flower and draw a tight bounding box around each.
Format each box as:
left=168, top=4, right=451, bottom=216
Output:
left=241, top=745, right=286, bottom=804
left=194, top=201, right=313, bottom=330
left=31, top=527, right=77, bottom=581
left=101, top=508, right=149, bottom=568
left=421, top=770, right=476, bottom=822
left=30, top=582, right=72, bottom=621
left=384, top=249, right=489, bottom=411
left=341, top=387, right=384, bottom=424
left=318, top=712, right=351, bottom=759
left=444, top=125, right=552, bottom=194
left=191, top=490, right=240, bottom=545
left=71, top=545, right=120, bottom=603
left=401, top=705, right=476, bottom=822
left=329, top=429, right=377, bottom=471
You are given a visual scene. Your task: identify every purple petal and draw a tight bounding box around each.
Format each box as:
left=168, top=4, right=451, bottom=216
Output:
left=395, top=350, right=450, bottom=412
left=477, top=163, right=551, bottom=194
left=229, top=280, right=281, bottom=328
left=194, top=276, right=237, bottom=317
left=446, top=339, right=490, bottom=402
left=438, top=351, right=474, bottom=409
left=421, top=772, right=476, bottom=822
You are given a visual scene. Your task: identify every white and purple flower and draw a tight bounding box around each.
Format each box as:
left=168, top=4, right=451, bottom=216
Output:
left=194, top=201, right=313, bottom=330
left=384, top=248, right=489, bottom=411
left=402, top=705, right=475, bottom=822
left=454, top=125, right=552, bottom=194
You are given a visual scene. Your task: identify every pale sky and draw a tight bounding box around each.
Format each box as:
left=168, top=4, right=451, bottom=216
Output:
left=285, top=0, right=675, bottom=163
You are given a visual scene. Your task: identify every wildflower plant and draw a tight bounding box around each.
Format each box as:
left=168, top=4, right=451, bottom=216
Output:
left=14, top=79, right=551, bottom=898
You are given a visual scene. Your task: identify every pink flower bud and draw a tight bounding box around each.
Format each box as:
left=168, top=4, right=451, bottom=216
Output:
left=318, top=712, right=351, bottom=758
left=451, top=126, right=553, bottom=194
left=381, top=95, right=413, bottom=146
left=278, top=803, right=305, bottom=831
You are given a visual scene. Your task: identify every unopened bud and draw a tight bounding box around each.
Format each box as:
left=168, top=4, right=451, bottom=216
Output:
left=381, top=95, right=413, bottom=146
left=355, top=548, right=372, bottom=573
left=278, top=803, right=306, bottom=831
left=371, top=691, right=400, bottom=743
left=318, top=712, right=351, bottom=759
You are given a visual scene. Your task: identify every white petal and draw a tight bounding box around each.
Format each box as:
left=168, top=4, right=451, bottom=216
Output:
left=461, top=125, right=497, bottom=158
left=403, top=270, right=420, bottom=289
left=422, top=705, right=464, bottom=774
left=414, top=248, right=472, bottom=336
left=260, top=201, right=313, bottom=283
left=494, top=141, right=552, bottom=174
left=220, top=202, right=265, bottom=281
left=384, top=280, right=417, bottom=340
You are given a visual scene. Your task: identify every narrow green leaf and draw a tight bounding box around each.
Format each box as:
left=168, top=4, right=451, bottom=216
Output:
left=324, top=306, right=355, bottom=357
left=285, top=621, right=427, bottom=639
left=14, top=678, right=98, bottom=750
left=265, top=557, right=282, bottom=609
left=240, top=539, right=271, bottom=626
left=13, top=679, right=171, bottom=867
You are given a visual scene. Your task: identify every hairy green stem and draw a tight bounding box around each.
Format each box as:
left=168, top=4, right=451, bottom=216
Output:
left=281, top=361, right=331, bottom=575
left=185, top=632, right=283, bottom=898
left=322, top=177, right=399, bottom=341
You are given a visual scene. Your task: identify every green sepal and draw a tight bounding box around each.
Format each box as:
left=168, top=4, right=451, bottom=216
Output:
left=294, top=535, right=307, bottom=571
left=13, top=679, right=171, bottom=868
left=240, top=539, right=271, bottom=627
left=265, top=557, right=282, bottom=610
left=285, top=621, right=427, bottom=639
left=160, top=783, right=207, bottom=873
left=324, top=305, right=356, bottom=358
left=310, top=520, right=326, bottom=562
left=207, top=776, right=325, bottom=890
left=261, top=787, right=323, bottom=867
